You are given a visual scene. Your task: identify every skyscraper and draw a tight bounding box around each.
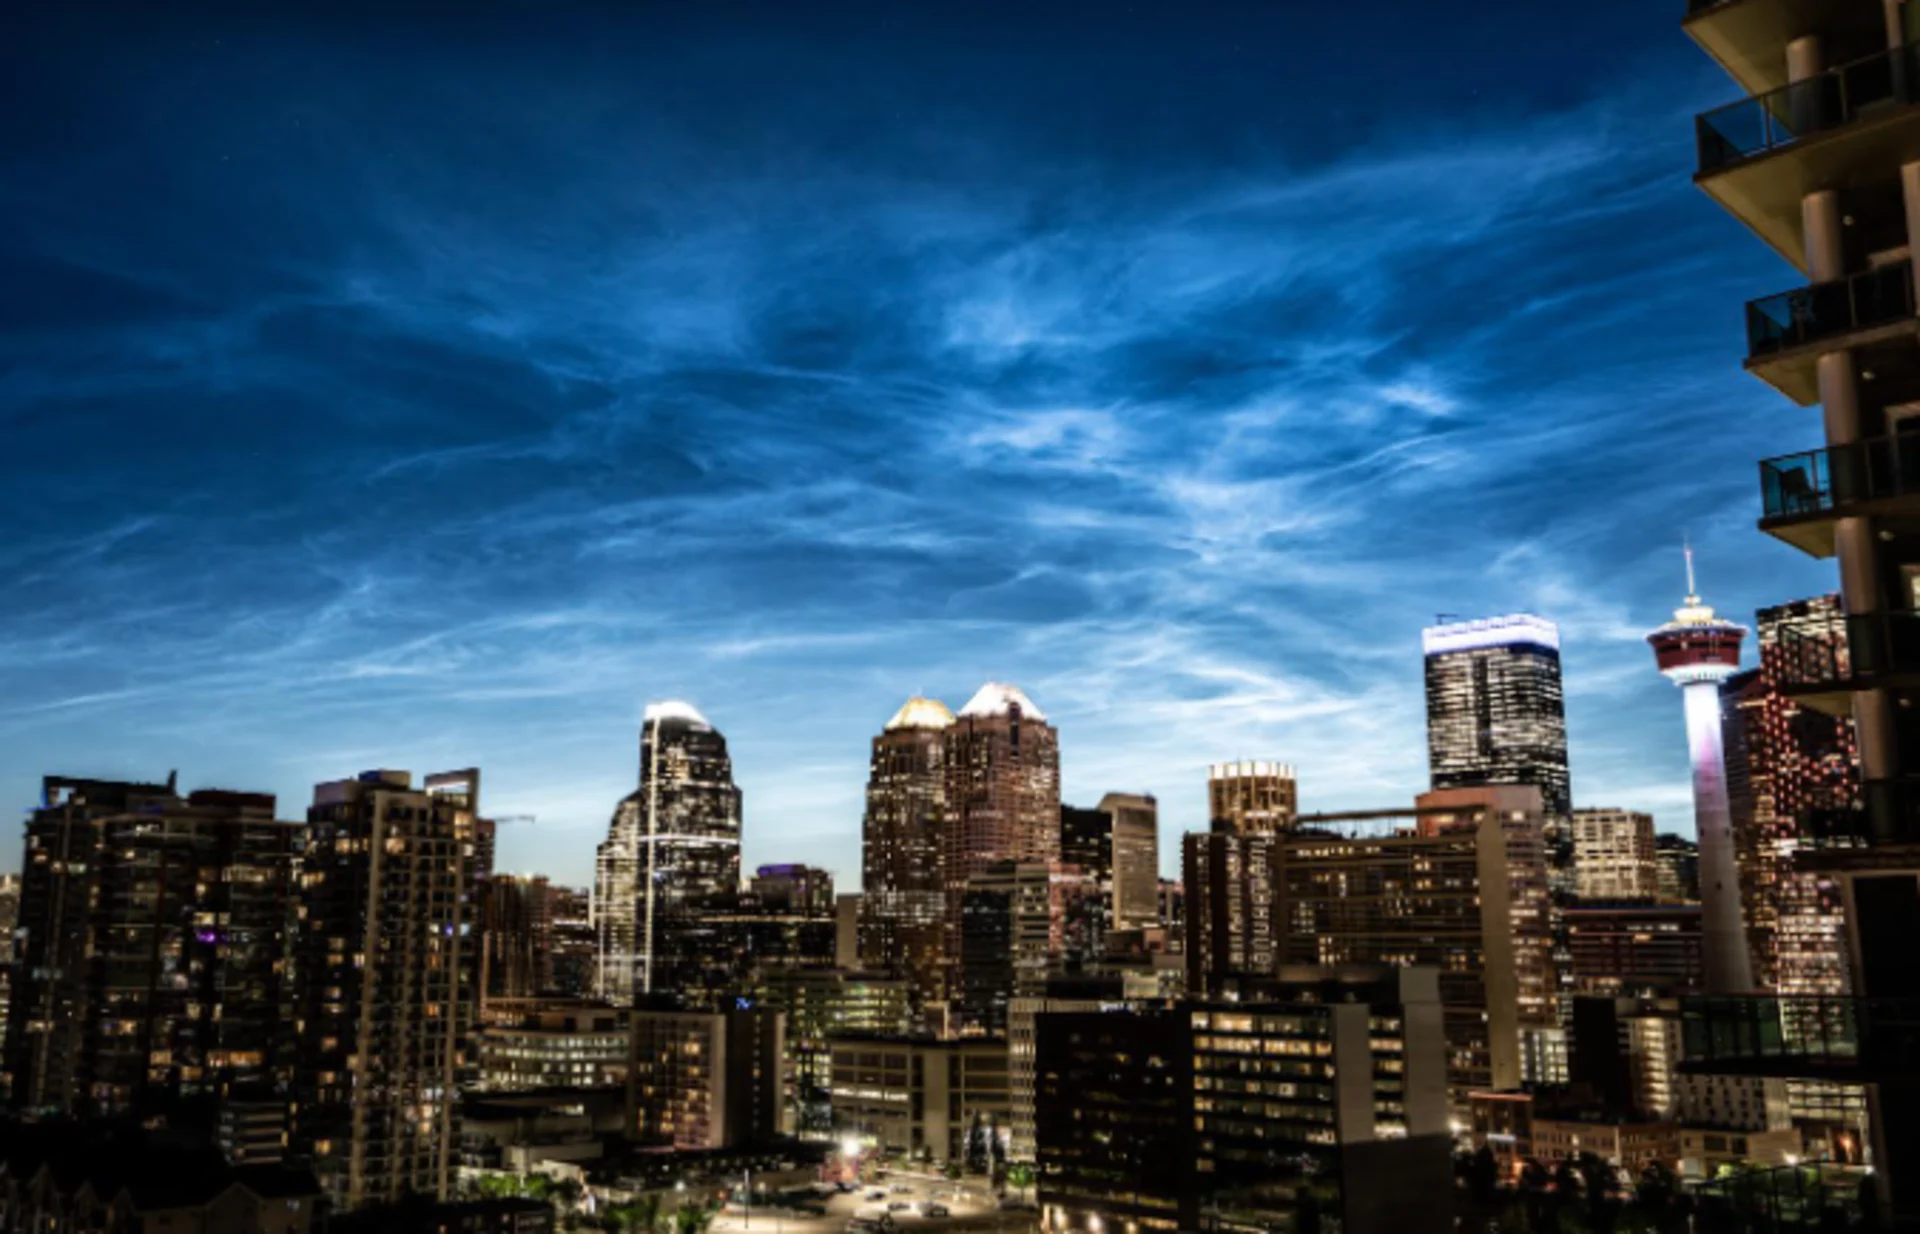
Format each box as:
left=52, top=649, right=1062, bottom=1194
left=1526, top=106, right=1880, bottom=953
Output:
left=858, top=696, right=953, bottom=1008
left=1646, top=554, right=1753, bottom=993
left=956, top=861, right=1101, bottom=1035
left=292, top=768, right=484, bottom=1210
left=1182, top=830, right=1282, bottom=996
left=943, top=683, right=1061, bottom=974
left=1059, top=793, right=1160, bottom=937
left=480, top=874, right=556, bottom=1004
left=1572, top=808, right=1659, bottom=902
left=1423, top=615, right=1572, bottom=879
left=593, top=701, right=744, bottom=1007
left=7, top=775, right=300, bottom=1121
left=1723, top=597, right=1855, bottom=998
left=1206, top=761, right=1298, bottom=834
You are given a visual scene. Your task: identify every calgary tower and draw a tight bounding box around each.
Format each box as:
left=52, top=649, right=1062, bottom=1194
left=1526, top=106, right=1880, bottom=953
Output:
left=1647, top=547, right=1753, bottom=994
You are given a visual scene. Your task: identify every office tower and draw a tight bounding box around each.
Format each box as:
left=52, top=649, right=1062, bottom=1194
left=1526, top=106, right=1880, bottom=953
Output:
left=713, top=887, right=837, bottom=975
left=627, top=1006, right=784, bottom=1150
left=1423, top=615, right=1573, bottom=885
left=1572, top=808, right=1660, bottom=901
left=546, top=885, right=597, bottom=998
left=1206, top=760, right=1298, bottom=833
left=944, top=683, right=1061, bottom=976
left=593, top=701, right=743, bottom=1007
left=1181, top=830, right=1282, bottom=996
left=958, top=861, right=1101, bottom=1036
left=750, top=863, right=834, bottom=914
left=1008, top=973, right=1127, bottom=1163
left=1723, top=597, right=1856, bottom=996
left=1654, top=834, right=1701, bottom=903
left=1035, top=967, right=1451, bottom=1234
left=752, top=968, right=912, bottom=1134
left=476, top=1003, right=630, bottom=1091
left=6, top=775, right=300, bottom=1120
left=292, top=768, right=484, bottom=1209
left=1680, top=0, right=1920, bottom=1212
left=1565, top=905, right=1705, bottom=997
left=1061, top=793, right=1160, bottom=937
left=1647, top=553, right=1755, bottom=993
left=827, top=1035, right=1011, bottom=1167
left=858, top=696, right=954, bottom=1009
left=1279, top=790, right=1549, bottom=1099
left=480, top=874, right=556, bottom=1005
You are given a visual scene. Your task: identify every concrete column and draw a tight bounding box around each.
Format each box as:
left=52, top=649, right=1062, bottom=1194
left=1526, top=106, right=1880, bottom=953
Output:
left=1892, top=0, right=1908, bottom=51
left=1788, top=35, right=1825, bottom=82
left=1902, top=162, right=1920, bottom=306
left=1820, top=352, right=1865, bottom=444
left=1805, top=189, right=1847, bottom=282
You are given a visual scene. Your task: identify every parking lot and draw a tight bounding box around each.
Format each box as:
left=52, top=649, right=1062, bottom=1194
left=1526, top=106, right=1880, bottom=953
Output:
left=706, top=1174, right=1036, bottom=1234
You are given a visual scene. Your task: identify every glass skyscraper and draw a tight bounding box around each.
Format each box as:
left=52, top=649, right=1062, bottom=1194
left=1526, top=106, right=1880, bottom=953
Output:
left=593, top=701, right=743, bottom=1008
left=1422, top=614, right=1572, bottom=875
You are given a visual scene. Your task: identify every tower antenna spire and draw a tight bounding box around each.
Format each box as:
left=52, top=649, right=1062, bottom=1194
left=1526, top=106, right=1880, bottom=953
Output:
left=1684, top=535, right=1698, bottom=600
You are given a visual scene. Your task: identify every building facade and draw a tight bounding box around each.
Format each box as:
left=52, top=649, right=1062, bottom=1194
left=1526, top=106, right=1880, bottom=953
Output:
left=627, top=1005, right=784, bottom=1150
left=1573, top=808, right=1660, bottom=902
left=593, top=702, right=743, bottom=1007
left=827, top=1035, right=1010, bottom=1166
left=476, top=1003, right=629, bottom=1091
left=1206, top=761, right=1297, bottom=834
left=752, top=968, right=912, bottom=1134
left=1566, top=905, right=1706, bottom=998
left=6, top=775, right=300, bottom=1121
left=858, top=697, right=954, bottom=1013
left=291, top=769, right=485, bottom=1210
left=480, top=874, right=556, bottom=1005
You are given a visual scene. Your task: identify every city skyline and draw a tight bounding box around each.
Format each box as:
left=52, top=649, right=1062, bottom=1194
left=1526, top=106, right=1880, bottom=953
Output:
left=0, top=2, right=1836, bottom=889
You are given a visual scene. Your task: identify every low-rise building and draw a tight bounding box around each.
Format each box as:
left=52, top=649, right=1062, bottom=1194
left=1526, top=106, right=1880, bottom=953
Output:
left=1676, top=1126, right=1805, bottom=1180
left=458, top=1087, right=626, bottom=1174
left=827, top=1035, right=1010, bottom=1166
left=752, top=968, right=911, bottom=1134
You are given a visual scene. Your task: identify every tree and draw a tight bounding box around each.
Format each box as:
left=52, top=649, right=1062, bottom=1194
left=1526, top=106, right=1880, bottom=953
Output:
left=673, top=1202, right=717, bottom=1234
left=1005, top=1164, right=1035, bottom=1202
left=1468, top=1146, right=1501, bottom=1205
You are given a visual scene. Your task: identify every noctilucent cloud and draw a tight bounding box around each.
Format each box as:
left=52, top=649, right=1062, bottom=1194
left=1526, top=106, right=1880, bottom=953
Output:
left=1, top=2, right=1830, bottom=887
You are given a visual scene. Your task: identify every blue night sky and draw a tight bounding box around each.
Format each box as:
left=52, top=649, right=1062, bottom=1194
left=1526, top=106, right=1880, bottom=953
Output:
left=1, top=2, right=1832, bottom=887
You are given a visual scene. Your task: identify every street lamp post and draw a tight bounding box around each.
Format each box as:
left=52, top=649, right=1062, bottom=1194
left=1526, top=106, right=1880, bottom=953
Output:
left=744, top=1168, right=752, bottom=1230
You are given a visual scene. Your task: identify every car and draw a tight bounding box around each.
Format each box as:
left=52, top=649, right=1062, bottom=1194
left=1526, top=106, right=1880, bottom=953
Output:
left=867, top=1190, right=888, bottom=1201
left=919, top=1203, right=950, bottom=1218
left=888, top=1201, right=913, bottom=1212
left=890, top=1185, right=911, bottom=1194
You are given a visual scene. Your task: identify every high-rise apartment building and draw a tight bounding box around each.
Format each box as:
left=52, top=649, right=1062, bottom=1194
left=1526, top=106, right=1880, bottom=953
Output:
left=481, top=874, right=556, bottom=1005
left=1423, top=615, right=1573, bottom=881
left=1723, top=597, right=1857, bottom=996
left=1573, top=808, right=1660, bottom=901
left=0, top=873, right=16, bottom=1087
left=6, top=775, right=300, bottom=1121
left=292, top=768, right=484, bottom=1210
left=546, top=885, right=597, bottom=998
left=593, top=701, right=743, bottom=1007
left=1680, top=1, right=1920, bottom=1213
left=1206, top=761, right=1297, bottom=834
left=944, top=684, right=1061, bottom=975
left=858, top=697, right=954, bottom=1010
left=1655, top=834, right=1701, bottom=903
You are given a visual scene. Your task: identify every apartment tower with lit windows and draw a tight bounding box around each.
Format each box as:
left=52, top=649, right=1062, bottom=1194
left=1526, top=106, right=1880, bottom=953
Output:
left=1681, top=0, right=1920, bottom=1214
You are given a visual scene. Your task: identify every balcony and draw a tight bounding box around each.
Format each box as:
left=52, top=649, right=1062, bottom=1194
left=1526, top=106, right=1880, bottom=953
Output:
left=1800, top=778, right=1920, bottom=854
left=1681, top=994, right=1920, bottom=1079
left=1743, top=261, right=1918, bottom=404
left=1686, top=2, right=1888, bottom=99
left=1758, top=433, right=1920, bottom=555
left=1694, top=42, right=1920, bottom=270
left=1774, top=609, right=1920, bottom=712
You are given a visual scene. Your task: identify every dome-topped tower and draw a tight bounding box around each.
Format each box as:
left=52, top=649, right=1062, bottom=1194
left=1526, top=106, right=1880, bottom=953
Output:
left=885, top=696, right=956, bottom=731
left=957, top=681, right=1048, bottom=722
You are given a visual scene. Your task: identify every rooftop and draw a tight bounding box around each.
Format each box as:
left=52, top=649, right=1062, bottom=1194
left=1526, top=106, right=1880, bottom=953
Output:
left=957, top=681, right=1047, bottom=722
left=884, top=696, right=956, bottom=731
left=644, top=699, right=711, bottom=729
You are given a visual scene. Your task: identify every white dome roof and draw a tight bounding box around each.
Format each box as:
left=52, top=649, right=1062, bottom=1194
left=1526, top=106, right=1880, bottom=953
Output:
left=885, top=696, right=956, bottom=731
left=957, top=682, right=1047, bottom=722
left=643, top=699, right=711, bottom=729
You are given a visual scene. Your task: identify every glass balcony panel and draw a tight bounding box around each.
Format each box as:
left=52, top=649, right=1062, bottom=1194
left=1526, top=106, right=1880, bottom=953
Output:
left=1682, top=995, right=1920, bottom=1073
left=1759, top=435, right=1920, bottom=520
left=1698, top=43, right=1920, bottom=173
left=1745, top=262, right=1916, bottom=359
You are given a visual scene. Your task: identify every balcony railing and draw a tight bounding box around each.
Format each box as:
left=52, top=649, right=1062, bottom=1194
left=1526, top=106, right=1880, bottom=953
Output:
left=1698, top=41, right=1920, bottom=173
left=1774, top=610, right=1920, bottom=690
left=1746, top=261, right=1916, bottom=360
left=1760, top=433, right=1920, bottom=520
left=1684, top=0, right=1731, bottom=15
left=1682, top=994, right=1920, bottom=1075
left=1800, top=777, right=1920, bottom=847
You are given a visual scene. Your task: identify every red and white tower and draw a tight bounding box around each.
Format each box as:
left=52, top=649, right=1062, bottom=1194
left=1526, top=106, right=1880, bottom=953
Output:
left=1647, top=547, right=1753, bottom=994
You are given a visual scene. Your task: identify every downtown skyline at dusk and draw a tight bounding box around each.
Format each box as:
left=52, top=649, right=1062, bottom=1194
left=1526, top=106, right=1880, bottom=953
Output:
left=1, top=2, right=1837, bottom=888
